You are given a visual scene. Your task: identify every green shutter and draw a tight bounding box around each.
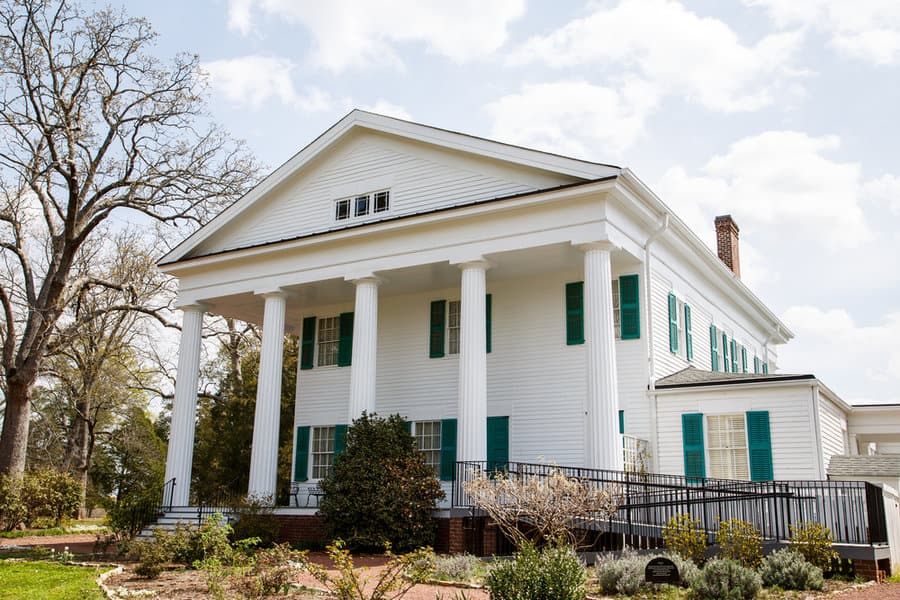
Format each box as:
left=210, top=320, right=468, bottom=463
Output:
left=762, top=362, right=769, bottom=374
left=486, top=293, right=492, bottom=353
left=565, top=282, right=584, bottom=345
left=429, top=300, right=446, bottom=358
left=619, top=274, right=640, bottom=340
left=403, top=420, right=412, bottom=434
left=294, top=426, right=311, bottom=481
left=668, top=293, right=678, bottom=353
left=682, top=413, right=706, bottom=482
left=439, top=418, right=457, bottom=481
left=300, top=317, right=316, bottom=370
left=747, top=411, right=774, bottom=481
left=337, top=312, right=354, bottom=367
left=684, top=304, right=693, bottom=361
left=730, top=339, right=738, bottom=372
left=754, top=356, right=760, bottom=374
left=741, top=347, right=748, bottom=373
left=710, top=325, right=719, bottom=371
left=486, top=416, right=509, bottom=474
left=722, top=333, right=730, bottom=372
left=618, top=410, right=625, bottom=435
left=333, top=424, right=348, bottom=456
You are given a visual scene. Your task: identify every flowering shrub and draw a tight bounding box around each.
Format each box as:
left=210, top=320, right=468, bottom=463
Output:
left=662, top=513, right=707, bottom=565
left=716, top=519, right=763, bottom=568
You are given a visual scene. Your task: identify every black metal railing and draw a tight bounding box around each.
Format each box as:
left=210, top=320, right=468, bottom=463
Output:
left=115, top=477, right=176, bottom=539
left=194, top=477, right=242, bottom=524
left=452, top=462, right=888, bottom=546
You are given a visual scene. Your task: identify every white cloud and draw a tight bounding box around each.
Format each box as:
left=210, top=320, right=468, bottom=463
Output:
left=864, top=174, right=900, bottom=215
left=227, top=0, right=525, bottom=72
left=510, top=0, right=803, bottom=112
left=746, top=0, right=900, bottom=65
left=201, top=56, right=333, bottom=111
left=358, top=100, right=412, bottom=121
left=485, top=79, right=660, bottom=157
left=779, top=306, right=900, bottom=402
left=656, top=131, right=872, bottom=248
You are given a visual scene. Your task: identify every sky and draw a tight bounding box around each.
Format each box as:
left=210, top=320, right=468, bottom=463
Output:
left=120, top=0, right=900, bottom=405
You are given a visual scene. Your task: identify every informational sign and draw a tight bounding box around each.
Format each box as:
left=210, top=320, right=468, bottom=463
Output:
left=644, top=556, right=681, bottom=585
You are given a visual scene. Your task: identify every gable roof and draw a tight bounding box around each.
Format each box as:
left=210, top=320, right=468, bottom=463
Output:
left=160, top=109, right=621, bottom=265
left=655, top=366, right=814, bottom=389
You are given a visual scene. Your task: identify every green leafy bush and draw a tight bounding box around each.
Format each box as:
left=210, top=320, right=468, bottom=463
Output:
left=663, top=513, right=707, bottom=564
left=596, top=549, right=698, bottom=596
left=0, top=475, right=26, bottom=531
left=759, top=549, right=824, bottom=591
left=432, top=553, right=486, bottom=583
left=20, top=469, right=81, bottom=526
left=230, top=497, right=280, bottom=548
left=130, top=513, right=238, bottom=579
left=487, top=542, right=586, bottom=600
left=132, top=531, right=171, bottom=579
left=319, top=412, right=444, bottom=551
left=788, top=522, right=838, bottom=572
left=716, top=519, right=762, bottom=568
left=690, top=557, right=761, bottom=600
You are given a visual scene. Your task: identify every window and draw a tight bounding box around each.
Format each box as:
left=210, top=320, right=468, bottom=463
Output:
left=374, top=190, right=390, bottom=212
left=311, top=426, right=335, bottom=479
left=707, top=415, right=749, bottom=480
left=675, top=298, right=686, bottom=359
left=317, top=317, right=340, bottom=366
left=334, top=189, right=390, bottom=222
left=335, top=199, right=351, bottom=220
left=447, top=300, right=460, bottom=355
left=354, top=194, right=369, bottom=217
left=612, top=280, right=621, bottom=339
left=413, top=421, right=442, bottom=476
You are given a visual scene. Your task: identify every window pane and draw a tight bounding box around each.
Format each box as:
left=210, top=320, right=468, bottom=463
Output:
left=414, top=421, right=442, bottom=477
left=311, top=426, right=335, bottom=479
left=707, top=415, right=749, bottom=480
left=317, top=317, right=340, bottom=366
left=355, top=195, right=369, bottom=217
left=335, top=199, right=350, bottom=220
left=374, top=190, right=390, bottom=212
left=611, top=280, right=621, bottom=339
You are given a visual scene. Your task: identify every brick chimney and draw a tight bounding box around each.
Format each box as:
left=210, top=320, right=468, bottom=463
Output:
left=714, top=215, right=740, bottom=277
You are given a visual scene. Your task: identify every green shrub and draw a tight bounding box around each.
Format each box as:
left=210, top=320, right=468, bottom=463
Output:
left=596, top=549, right=698, bottom=596
left=230, top=497, right=280, bottom=548
left=20, top=469, right=81, bottom=526
left=129, top=514, right=238, bottom=579
left=759, top=549, right=824, bottom=591
left=231, top=543, right=305, bottom=598
left=487, top=542, right=586, bottom=600
left=788, top=522, right=838, bottom=572
left=132, top=531, right=172, bottom=579
left=716, top=519, right=762, bottom=568
left=319, top=412, right=444, bottom=551
left=432, top=553, right=486, bottom=582
left=0, top=476, right=26, bottom=532
left=690, top=557, right=761, bottom=600
left=663, top=513, right=707, bottom=564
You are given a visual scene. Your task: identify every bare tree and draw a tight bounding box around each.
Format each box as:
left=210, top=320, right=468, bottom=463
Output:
left=464, top=468, right=621, bottom=547
left=0, top=0, right=257, bottom=477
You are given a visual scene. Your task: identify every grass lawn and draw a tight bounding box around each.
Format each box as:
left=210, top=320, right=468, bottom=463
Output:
left=0, top=518, right=108, bottom=539
left=0, top=561, right=107, bottom=599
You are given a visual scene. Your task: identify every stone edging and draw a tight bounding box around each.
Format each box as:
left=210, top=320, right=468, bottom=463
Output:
left=93, top=564, right=125, bottom=599
left=422, top=578, right=484, bottom=589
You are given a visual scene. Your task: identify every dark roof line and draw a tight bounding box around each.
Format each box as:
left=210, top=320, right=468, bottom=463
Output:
left=158, top=175, right=619, bottom=267
left=654, top=366, right=816, bottom=390
left=655, top=374, right=815, bottom=390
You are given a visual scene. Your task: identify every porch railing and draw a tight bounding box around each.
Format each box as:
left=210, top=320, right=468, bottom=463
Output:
left=452, top=461, right=888, bottom=546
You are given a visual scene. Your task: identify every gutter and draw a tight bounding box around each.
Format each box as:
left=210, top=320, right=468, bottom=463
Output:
left=810, top=382, right=827, bottom=479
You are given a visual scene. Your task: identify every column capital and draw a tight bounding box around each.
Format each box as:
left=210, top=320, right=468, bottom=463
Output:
left=346, top=275, right=382, bottom=287
left=454, top=258, right=492, bottom=271
left=174, top=300, right=210, bottom=313
left=254, top=287, right=289, bottom=299
left=576, top=240, right=616, bottom=253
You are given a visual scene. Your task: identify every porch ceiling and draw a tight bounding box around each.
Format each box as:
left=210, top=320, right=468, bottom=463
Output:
left=199, top=241, right=641, bottom=330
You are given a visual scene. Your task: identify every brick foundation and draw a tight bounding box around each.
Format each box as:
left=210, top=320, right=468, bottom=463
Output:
left=852, top=558, right=891, bottom=582
left=274, top=514, right=327, bottom=545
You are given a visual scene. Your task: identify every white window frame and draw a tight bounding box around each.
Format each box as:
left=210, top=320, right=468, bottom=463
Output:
left=447, top=300, right=460, bottom=355
left=706, top=414, right=750, bottom=480
left=316, top=316, right=340, bottom=367
left=412, top=421, right=442, bottom=477
left=333, top=189, right=391, bottom=223
left=310, top=425, right=336, bottom=480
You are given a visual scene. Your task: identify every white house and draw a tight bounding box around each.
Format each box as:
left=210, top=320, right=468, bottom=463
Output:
left=156, top=110, right=886, bottom=545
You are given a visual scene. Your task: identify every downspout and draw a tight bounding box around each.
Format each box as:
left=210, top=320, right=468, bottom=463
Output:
left=810, top=381, right=826, bottom=479
left=644, top=214, right=669, bottom=472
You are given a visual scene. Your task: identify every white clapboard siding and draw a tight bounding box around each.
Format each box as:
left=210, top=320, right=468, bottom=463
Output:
left=818, top=392, right=849, bottom=471
left=655, top=384, right=822, bottom=480
left=293, top=269, right=647, bottom=469
left=194, top=133, right=577, bottom=257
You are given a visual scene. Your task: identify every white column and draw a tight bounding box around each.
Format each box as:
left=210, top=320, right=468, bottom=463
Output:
left=248, top=292, right=287, bottom=502
left=583, top=243, right=623, bottom=471
left=348, top=277, right=380, bottom=421
left=164, top=304, right=205, bottom=507
left=457, top=261, right=489, bottom=463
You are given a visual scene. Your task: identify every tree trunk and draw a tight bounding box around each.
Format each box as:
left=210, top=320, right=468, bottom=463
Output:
left=0, top=379, right=32, bottom=478
left=64, top=399, right=92, bottom=516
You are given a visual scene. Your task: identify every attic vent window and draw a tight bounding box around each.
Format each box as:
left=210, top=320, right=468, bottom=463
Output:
left=334, top=189, right=391, bottom=222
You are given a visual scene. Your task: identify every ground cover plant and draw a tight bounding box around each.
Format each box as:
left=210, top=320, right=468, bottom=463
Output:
left=0, top=560, right=107, bottom=599
left=596, top=549, right=698, bottom=596
left=759, top=549, right=824, bottom=591
left=431, top=553, right=488, bottom=583
left=487, top=541, right=586, bottom=600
